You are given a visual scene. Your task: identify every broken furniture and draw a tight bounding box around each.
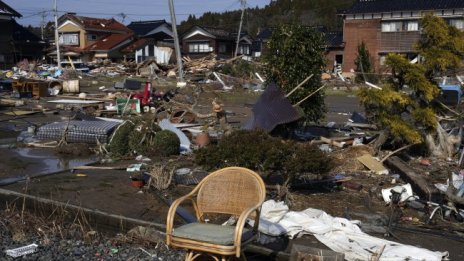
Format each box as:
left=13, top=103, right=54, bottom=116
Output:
left=12, top=80, right=49, bottom=98
left=166, top=167, right=266, bottom=261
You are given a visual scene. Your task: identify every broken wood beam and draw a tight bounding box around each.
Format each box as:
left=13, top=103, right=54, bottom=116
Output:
left=385, top=156, right=442, bottom=202
left=285, top=74, right=313, bottom=98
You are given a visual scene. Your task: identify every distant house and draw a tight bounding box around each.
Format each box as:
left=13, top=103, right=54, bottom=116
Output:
left=124, top=20, right=174, bottom=64
left=339, top=0, right=464, bottom=73
left=0, top=0, right=44, bottom=69
left=181, top=26, right=252, bottom=59
left=251, top=28, right=272, bottom=58
left=55, top=13, right=133, bottom=62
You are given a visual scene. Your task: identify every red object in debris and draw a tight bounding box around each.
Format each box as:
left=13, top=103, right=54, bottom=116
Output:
left=420, top=159, right=431, bottom=166
left=131, top=179, right=144, bottom=188
left=132, top=81, right=153, bottom=106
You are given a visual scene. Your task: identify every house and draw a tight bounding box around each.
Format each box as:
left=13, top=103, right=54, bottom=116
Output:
left=251, top=28, right=272, bottom=58
left=181, top=26, right=252, bottom=59
left=339, top=0, right=464, bottom=73
left=124, top=20, right=174, bottom=64
left=55, top=13, right=133, bottom=62
left=0, top=0, right=44, bottom=69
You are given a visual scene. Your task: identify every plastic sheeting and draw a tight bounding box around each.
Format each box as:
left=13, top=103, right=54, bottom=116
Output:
left=252, top=200, right=447, bottom=261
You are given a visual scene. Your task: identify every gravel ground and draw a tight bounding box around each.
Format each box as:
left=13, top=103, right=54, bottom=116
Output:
left=0, top=209, right=184, bottom=261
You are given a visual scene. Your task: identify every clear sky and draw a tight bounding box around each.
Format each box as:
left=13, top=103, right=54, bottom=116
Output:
left=4, top=0, right=270, bottom=26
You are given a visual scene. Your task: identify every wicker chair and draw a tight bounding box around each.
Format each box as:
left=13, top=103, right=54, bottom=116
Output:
left=166, top=167, right=266, bottom=261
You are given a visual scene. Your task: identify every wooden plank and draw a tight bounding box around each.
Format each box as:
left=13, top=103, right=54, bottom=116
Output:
left=385, top=156, right=441, bottom=202
left=357, top=154, right=389, bottom=175
left=71, top=165, right=128, bottom=170
left=320, top=136, right=346, bottom=148
left=3, top=110, right=39, bottom=116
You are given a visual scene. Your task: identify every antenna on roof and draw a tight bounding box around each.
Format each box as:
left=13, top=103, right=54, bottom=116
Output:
left=117, top=12, right=127, bottom=23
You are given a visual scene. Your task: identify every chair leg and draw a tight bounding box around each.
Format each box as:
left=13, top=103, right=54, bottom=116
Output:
left=185, top=250, right=194, bottom=261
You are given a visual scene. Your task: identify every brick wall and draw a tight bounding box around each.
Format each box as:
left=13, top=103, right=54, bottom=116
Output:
left=342, top=19, right=381, bottom=73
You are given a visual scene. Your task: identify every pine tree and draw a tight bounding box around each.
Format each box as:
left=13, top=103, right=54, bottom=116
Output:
left=358, top=15, right=464, bottom=157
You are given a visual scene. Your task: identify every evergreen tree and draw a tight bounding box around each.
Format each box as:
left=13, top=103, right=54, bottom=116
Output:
left=264, top=23, right=326, bottom=123
left=354, top=41, right=374, bottom=83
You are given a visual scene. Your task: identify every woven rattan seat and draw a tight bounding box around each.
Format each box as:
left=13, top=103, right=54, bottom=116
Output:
left=166, top=167, right=266, bottom=261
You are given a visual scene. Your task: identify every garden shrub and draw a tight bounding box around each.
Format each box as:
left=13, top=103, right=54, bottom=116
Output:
left=153, top=130, right=180, bottom=156
left=194, top=130, right=332, bottom=183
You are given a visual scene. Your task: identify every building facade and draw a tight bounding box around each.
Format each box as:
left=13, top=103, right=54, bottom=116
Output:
left=0, top=1, right=44, bottom=69
left=340, top=0, right=464, bottom=73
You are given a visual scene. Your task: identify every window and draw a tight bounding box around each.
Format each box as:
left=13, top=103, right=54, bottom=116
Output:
left=381, top=21, right=418, bottom=32
left=87, top=34, right=97, bottom=41
left=59, top=33, right=79, bottom=45
left=238, top=44, right=250, bottom=55
left=381, top=21, right=402, bottom=32
left=406, top=21, right=418, bottom=31
left=188, top=42, right=211, bottom=53
left=449, top=19, right=464, bottom=30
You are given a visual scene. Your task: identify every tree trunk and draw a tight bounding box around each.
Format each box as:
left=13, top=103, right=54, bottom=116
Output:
left=373, top=129, right=389, bottom=154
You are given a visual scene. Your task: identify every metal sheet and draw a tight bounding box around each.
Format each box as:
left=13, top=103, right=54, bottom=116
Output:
left=242, top=83, right=301, bottom=132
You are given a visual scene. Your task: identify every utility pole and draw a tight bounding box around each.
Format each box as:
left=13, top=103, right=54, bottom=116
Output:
left=54, top=0, right=62, bottom=69
left=168, top=0, right=184, bottom=84
left=40, top=11, right=47, bottom=40
left=234, top=0, right=246, bottom=57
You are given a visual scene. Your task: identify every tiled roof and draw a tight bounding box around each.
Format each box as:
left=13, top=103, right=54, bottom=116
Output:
left=325, top=31, right=344, bottom=47
left=61, top=13, right=132, bottom=33
left=127, top=20, right=169, bottom=36
left=342, top=0, right=464, bottom=14
left=120, top=38, right=149, bottom=53
left=0, top=0, right=21, bottom=17
left=85, top=33, right=133, bottom=51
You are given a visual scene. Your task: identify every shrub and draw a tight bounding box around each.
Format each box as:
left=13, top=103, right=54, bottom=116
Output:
left=153, top=130, right=180, bottom=156
left=128, top=120, right=161, bottom=156
left=194, top=130, right=332, bottom=183
left=108, top=120, right=136, bottom=157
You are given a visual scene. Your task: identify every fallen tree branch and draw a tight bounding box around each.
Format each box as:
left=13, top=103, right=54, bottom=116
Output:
left=381, top=143, right=416, bottom=163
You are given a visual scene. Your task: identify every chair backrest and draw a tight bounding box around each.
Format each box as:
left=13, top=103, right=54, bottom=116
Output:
left=196, top=167, right=266, bottom=216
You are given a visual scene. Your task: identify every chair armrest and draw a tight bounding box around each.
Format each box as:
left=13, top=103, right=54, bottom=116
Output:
left=233, top=204, right=262, bottom=256
left=166, top=195, right=196, bottom=244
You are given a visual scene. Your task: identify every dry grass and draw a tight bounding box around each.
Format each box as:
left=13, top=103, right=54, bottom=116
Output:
left=331, top=145, right=374, bottom=173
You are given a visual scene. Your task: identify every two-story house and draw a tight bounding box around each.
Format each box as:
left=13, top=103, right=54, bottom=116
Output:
left=339, top=0, right=464, bottom=73
left=56, top=13, right=133, bottom=62
left=181, top=26, right=252, bottom=59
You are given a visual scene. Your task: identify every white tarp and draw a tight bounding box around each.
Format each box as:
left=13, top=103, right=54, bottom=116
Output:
left=252, top=200, right=447, bottom=261
left=154, top=46, right=172, bottom=65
